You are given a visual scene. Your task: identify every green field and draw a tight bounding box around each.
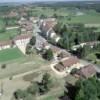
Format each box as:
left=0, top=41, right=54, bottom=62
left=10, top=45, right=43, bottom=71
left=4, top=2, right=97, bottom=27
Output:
left=31, top=7, right=100, bottom=24
left=58, top=10, right=100, bottom=24
left=0, top=28, right=19, bottom=41
left=0, top=48, right=24, bottom=62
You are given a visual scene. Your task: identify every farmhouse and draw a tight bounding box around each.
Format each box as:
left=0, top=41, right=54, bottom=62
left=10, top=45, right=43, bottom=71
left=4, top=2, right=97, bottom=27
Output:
left=61, top=57, right=80, bottom=73
left=76, top=64, right=96, bottom=79
left=0, top=40, right=12, bottom=50
left=54, top=56, right=81, bottom=73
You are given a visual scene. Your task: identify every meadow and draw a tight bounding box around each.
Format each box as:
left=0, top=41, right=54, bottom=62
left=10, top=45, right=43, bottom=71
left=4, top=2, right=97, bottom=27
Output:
left=0, top=47, right=24, bottom=62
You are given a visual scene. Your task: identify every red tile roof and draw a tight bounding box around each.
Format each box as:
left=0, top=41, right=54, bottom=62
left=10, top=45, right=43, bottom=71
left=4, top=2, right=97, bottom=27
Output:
left=50, top=45, right=61, bottom=54
left=15, top=34, right=32, bottom=41
left=54, top=63, right=65, bottom=72
left=42, top=20, right=57, bottom=33
left=76, top=64, right=96, bottom=78
left=61, top=57, right=79, bottom=68
left=0, top=40, right=12, bottom=46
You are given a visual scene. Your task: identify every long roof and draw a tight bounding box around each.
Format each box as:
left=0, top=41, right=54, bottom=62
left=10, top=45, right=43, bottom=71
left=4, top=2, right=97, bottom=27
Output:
left=77, top=64, right=96, bottom=78
left=0, top=40, right=12, bottom=46
left=14, top=34, right=32, bottom=41
left=61, top=56, right=79, bottom=68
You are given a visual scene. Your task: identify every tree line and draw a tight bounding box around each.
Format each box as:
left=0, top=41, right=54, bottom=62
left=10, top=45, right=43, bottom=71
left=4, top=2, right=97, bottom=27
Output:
left=53, top=23, right=100, bottom=50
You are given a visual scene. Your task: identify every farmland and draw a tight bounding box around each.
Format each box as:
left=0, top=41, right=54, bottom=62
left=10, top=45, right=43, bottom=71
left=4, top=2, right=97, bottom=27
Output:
left=0, top=47, right=24, bottom=62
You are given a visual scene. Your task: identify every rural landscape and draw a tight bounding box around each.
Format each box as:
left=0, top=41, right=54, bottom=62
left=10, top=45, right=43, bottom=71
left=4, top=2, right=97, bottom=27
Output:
left=0, top=0, right=100, bottom=100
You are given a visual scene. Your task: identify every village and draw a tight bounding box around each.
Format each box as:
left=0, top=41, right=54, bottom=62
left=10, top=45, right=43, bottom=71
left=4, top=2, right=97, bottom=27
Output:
left=0, top=1, right=100, bottom=100
left=0, top=14, right=97, bottom=78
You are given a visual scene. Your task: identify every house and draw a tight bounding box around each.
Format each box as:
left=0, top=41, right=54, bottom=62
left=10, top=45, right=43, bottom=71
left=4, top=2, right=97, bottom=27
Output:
left=57, top=51, right=71, bottom=60
left=14, top=34, right=32, bottom=54
left=76, top=64, right=96, bottom=79
left=40, top=18, right=61, bottom=43
left=61, top=57, right=80, bottom=73
left=50, top=45, right=62, bottom=59
left=40, top=18, right=57, bottom=38
left=54, top=63, right=65, bottom=72
left=14, top=34, right=32, bottom=45
left=18, top=18, right=33, bottom=33
left=7, top=11, right=18, bottom=18
left=30, top=17, right=39, bottom=24
left=54, top=56, right=80, bottom=73
left=0, top=40, right=12, bottom=50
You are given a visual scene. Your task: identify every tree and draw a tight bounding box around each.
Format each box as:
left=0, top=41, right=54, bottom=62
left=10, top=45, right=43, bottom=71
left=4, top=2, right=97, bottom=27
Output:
left=24, top=94, right=34, bottom=100
left=43, top=49, right=53, bottom=61
left=38, top=73, right=52, bottom=94
left=53, top=13, right=58, bottom=18
left=40, top=14, right=47, bottom=19
left=75, top=77, right=100, bottom=100
left=42, top=73, right=51, bottom=89
left=14, top=89, right=28, bottom=99
left=70, top=68, right=78, bottom=75
left=61, top=77, right=100, bottom=100
left=1, top=64, right=6, bottom=69
left=27, top=82, right=39, bottom=95
left=26, top=44, right=32, bottom=54
left=29, top=36, right=36, bottom=46
left=53, top=22, right=62, bottom=34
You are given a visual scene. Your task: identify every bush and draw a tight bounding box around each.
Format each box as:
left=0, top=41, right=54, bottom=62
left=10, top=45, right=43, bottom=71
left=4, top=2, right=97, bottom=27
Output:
left=1, top=64, right=6, bottom=69
left=42, top=49, right=53, bottom=61
left=27, top=82, right=39, bottom=95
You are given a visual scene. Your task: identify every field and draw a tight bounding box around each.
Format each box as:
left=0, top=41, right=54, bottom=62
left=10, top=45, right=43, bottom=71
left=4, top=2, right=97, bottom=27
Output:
left=31, top=7, right=100, bottom=24
left=0, top=28, right=19, bottom=41
left=0, top=47, right=24, bottom=62
left=58, top=10, right=100, bottom=24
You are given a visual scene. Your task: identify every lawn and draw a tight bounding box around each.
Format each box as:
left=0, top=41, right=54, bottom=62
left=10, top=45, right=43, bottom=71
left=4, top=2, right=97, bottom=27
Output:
left=0, top=28, right=19, bottom=41
left=0, top=47, right=24, bottom=62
